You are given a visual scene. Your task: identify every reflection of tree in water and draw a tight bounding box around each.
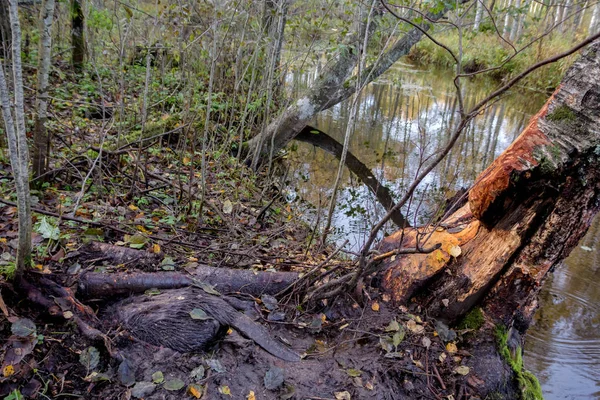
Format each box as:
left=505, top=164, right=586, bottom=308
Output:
left=524, top=215, right=600, bottom=397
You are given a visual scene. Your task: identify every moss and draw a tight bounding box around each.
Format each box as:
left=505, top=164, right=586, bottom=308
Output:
left=546, top=105, right=576, bottom=123
left=458, top=307, right=485, bottom=330
left=495, top=325, right=544, bottom=400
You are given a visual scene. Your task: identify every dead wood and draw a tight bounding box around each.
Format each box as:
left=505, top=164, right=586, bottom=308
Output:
left=113, top=287, right=301, bottom=361
left=375, top=42, right=600, bottom=330
left=78, top=266, right=300, bottom=298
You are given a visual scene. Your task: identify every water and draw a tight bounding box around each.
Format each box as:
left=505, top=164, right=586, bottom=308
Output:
left=286, top=60, right=600, bottom=398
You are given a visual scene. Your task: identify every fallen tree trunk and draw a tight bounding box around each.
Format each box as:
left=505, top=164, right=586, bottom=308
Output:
left=376, top=41, right=600, bottom=331
left=78, top=267, right=299, bottom=298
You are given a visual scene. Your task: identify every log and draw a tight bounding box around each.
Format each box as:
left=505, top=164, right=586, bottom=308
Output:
left=78, top=266, right=300, bottom=298
left=376, top=42, right=600, bottom=330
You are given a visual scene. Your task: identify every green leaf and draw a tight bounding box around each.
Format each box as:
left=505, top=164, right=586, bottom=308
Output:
left=152, top=371, right=164, bottom=384
left=163, top=378, right=185, bottom=391
left=264, top=366, right=284, bottom=390
left=346, top=369, right=362, bottom=377
left=11, top=318, right=37, bottom=338
left=35, top=217, right=60, bottom=241
left=385, top=319, right=400, bottom=332
left=79, top=346, right=100, bottom=371
left=393, top=330, right=405, bottom=347
left=189, top=308, right=212, bottom=320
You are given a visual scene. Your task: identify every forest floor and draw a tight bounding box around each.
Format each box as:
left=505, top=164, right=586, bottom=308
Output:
left=0, top=64, right=517, bottom=400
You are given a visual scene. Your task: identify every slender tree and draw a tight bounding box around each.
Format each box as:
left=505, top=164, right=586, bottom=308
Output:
left=32, top=0, right=56, bottom=181
left=0, top=0, right=32, bottom=273
left=71, top=0, right=85, bottom=72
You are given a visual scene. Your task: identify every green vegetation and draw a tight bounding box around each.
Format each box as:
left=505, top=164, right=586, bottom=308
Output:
left=495, top=326, right=544, bottom=400
left=457, top=307, right=485, bottom=330
left=410, top=32, right=579, bottom=91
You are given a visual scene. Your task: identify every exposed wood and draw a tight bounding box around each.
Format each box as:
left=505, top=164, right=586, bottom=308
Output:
left=376, top=42, right=600, bottom=331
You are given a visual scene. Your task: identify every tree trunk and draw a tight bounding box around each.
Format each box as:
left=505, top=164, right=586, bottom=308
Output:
left=473, top=0, right=484, bottom=31
left=71, top=0, right=84, bottom=72
left=0, top=0, right=10, bottom=60
left=375, top=41, right=600, bottom=334
left=245, top=1, right=469, bottom=163
left=0, top=0, right=32, bottom=273
left=32, top=0, right=55, bottom=181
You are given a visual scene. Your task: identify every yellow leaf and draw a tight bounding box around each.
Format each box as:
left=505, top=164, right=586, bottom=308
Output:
left=454, top=365, right=470, bottom=375
left=152, top=244, right=161, bottom=254
left=0, top=238, right=7, bottom=243
left=128, top=204, right=139, bottom=211
left=3, top=365, right=14, bottom=377
left=227, top=328, right=233, bottom=335
left=188, top=384, right=203, bottom=398
left=136, top=225, right=151, bottom=234
left=183, top=157, right=191, bottom=166
left=34, top=264, right=43, bottom=270
left=218, top=385, right=231, bottom=396
left=371, top=301, right=380, bottom=312
left=246, top=391, right=256, bottom=400
left=446, top=342, right=458, bottom=354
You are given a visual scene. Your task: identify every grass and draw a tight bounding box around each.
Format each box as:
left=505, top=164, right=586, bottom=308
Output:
left=409, top=29, right=579, bottom=92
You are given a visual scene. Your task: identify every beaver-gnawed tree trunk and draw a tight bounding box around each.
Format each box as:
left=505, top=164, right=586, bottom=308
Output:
left=375, top=41, right=600, bottom=332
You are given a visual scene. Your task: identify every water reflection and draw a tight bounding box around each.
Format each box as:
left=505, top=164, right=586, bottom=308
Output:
left=286, top=59, right=599, bottom=398
left=287, top=62, right=543, bottom=247
left=524, top=215, right=600, bottom=399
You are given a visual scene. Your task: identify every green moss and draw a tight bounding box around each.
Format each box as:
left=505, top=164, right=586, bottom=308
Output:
left=495, top=326, right=544, bottom=400
left=546, top=105, right=576, bottom=123
left=458, top=307, right=485, bottom=330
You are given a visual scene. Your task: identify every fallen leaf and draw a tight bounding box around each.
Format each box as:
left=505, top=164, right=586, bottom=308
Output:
left=152, top=371, right=164, bottom=384
left=152, top=244, right=161, bottom=253
left=218, top=385, right=231, bottom=396
left=346, top=369, right=362, bottom=377
left=335, top=391, right=351, bottom=400
left=446, top=342, right=458, bottom=354
left=222, top=200, right=233, bottom=214
left=406, top=319, right=424, bottom=334
left=264, top=366, right=285, bottom=390
left=164, top=378, right=186, bottom=391
left=189, top=308, right=212, bottom=320
left=3, top=365, right=14, bottom=377
left=188, top=384, right=203, bottom=398
left=422, top=337, right=431, bottom=348
left=371, top=301, right=380, bottom=311
left=131, top=382, right=156, bottom=399
left=79, top=347, right=100, bottom=371
left=454, top=366, right=470, bottom=375
left=246, top=391, right=256, bottom=400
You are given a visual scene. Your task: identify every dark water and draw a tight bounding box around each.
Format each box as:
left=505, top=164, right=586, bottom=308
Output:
left=286, top=60, right=600, bottom=398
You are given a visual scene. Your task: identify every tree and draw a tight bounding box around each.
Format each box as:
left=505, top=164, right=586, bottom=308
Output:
left=0, top=0, right=10, bottom=60
left=245, top=0, right=467, bottom=164
left=71, top=0, right=85, bottom=72
left=32, top=0, right=56, bottom=181
left=0, top=0, right=31, bottom=273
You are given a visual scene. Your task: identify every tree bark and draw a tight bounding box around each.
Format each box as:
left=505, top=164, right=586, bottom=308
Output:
left=0, top=0, right=10, bottom=60
left=32, top=0, right=55, bottom=181
left=376, top=41, right=600, bottom=333
left=0, top=0, right=32, bottom=272
left=71, top=0, right=84, bottom=72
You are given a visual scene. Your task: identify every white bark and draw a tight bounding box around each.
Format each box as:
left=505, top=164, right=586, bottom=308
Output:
left=590, top=1, right=600, bottom=35
left=32, top=0, right=55, bottom=178
left=473, top=0, right=484, bottom=31
left=0, top=0, right=32, bottom=272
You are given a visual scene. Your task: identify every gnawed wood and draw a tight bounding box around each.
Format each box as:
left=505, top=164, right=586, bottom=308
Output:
left=377, top=42, right=600, bottom=330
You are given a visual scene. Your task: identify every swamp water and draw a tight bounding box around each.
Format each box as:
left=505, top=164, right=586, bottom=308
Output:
left=286, top=61, right=600, bottom=399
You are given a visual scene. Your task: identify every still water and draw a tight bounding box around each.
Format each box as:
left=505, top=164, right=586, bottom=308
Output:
left=286, top=60, right=600, bottom=398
